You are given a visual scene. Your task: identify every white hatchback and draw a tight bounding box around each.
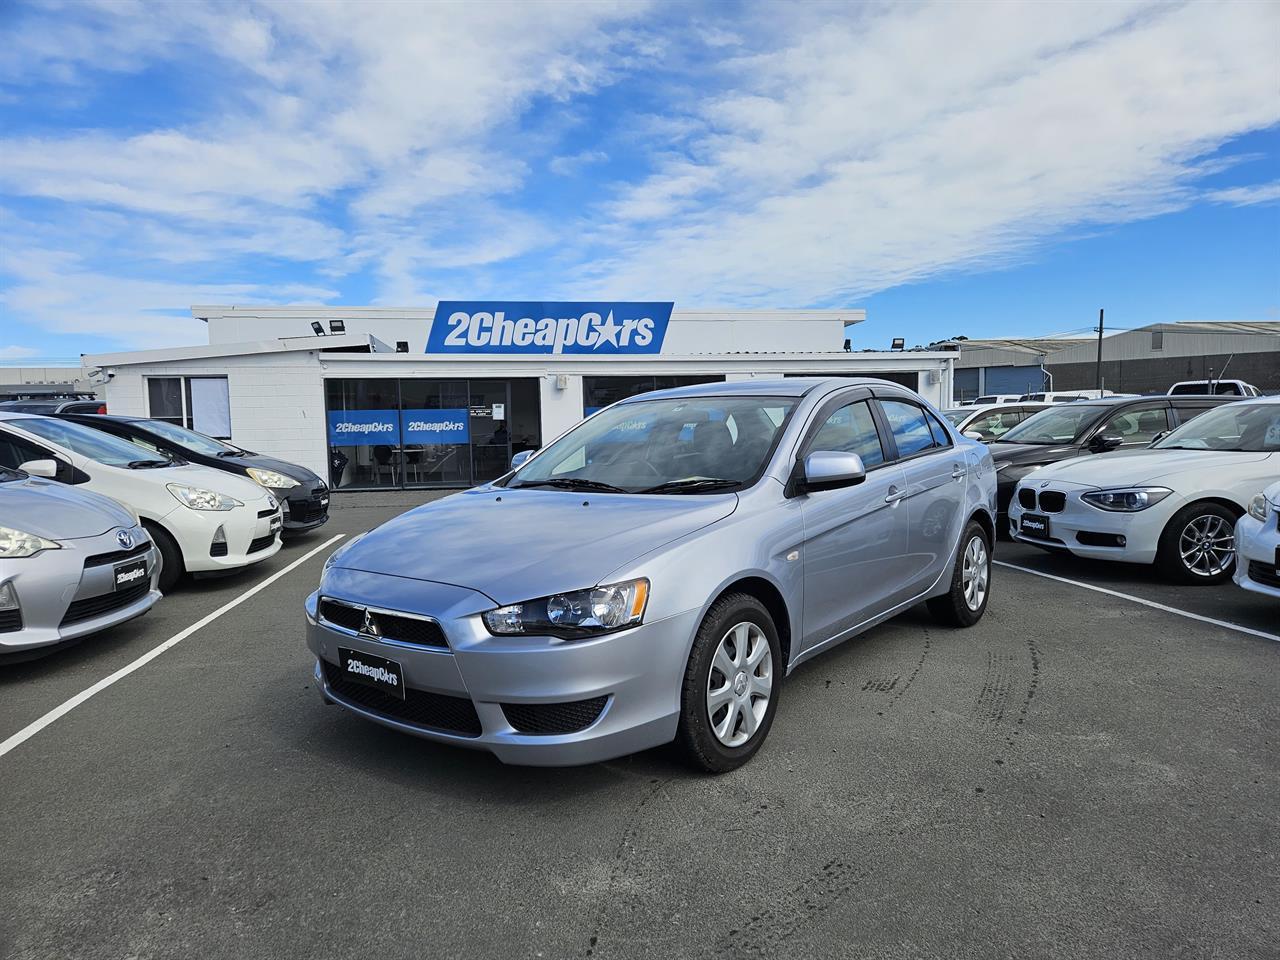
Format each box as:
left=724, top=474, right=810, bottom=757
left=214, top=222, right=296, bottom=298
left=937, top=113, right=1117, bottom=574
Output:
left=1234, top=479, right=1280, bottom=599
left=0, top=413, right=282, bottom=592
left=1009, top=397, right=1280, bottom=583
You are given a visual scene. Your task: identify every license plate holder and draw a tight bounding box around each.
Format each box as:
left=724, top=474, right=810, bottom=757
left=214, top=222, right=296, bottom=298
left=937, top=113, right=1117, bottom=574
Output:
left=1020, top=513, right=1051, bottom=539
left=338, top=647, right=405, bottom=700
left=113, top=557, right=148, bottom=591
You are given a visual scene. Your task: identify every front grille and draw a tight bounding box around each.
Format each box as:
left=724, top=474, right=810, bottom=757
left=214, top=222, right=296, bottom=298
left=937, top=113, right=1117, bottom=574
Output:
left=210, top=540, right=228, bottom=557
left=257, top=508, right=276, bottom=519
left=247, top=533, right=276, bottom=554
left=322, top=660, right=481, bottom=736
left=318, top=599, right=448, bottom=648
left=0, top=609, right=22, bottom=633
left=1076, top=531, right=1125, bottom=548
left=1038, top=491, right=1066, bottom=513
left=60, top=581, right=150, bottom=626
left=84, top=541, right=151, bottom=568
left=1018, top=488, right=1036, bottom=510
left=289, top=500, right=329, bottom=524
left=502, top=696, right=609, bottom=735
left=1247, top=560, right=1280, bottom=589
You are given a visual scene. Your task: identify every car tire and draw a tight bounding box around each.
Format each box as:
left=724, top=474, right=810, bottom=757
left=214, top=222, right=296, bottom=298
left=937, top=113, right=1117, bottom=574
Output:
left=1156, top=501, right=1238, bottom=585
left=927, top=520, right=992, bottom=627
left=144, top=522, right=184, bottom=594
left=675, top=593, right=782, bottom=774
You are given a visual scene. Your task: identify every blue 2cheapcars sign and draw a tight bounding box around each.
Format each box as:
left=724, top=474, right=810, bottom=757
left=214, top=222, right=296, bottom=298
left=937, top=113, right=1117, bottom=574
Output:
left=402, top=410, right=469, bottom=444
left=328, top=409, right=471, bottom=445
left=426, top=301, right=674, bottom=355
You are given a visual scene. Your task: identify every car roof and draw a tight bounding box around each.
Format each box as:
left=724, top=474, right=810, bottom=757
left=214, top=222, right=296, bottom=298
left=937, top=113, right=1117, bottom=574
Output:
left=624, top=377, right=907, bottom=403
left=59, top=412, right=145, bottom=425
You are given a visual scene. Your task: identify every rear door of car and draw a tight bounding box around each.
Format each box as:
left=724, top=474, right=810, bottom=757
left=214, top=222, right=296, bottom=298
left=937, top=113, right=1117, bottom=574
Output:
left=872, top=394, right=967, bottom=597
left=1170, top=398, right=1229, bottom=427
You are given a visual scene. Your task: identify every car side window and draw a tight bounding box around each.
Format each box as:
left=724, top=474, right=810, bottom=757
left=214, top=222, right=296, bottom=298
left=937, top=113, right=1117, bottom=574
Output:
left=806, top=399, right=885, bottom=467
left=967, top=409, right=1023, bottom=440
left=1097, top=405, right=1169, bottom=443
left=0, top=430, right=52, bottom=470
left=880, top=399, right=945, bottom=457
left=1171, top=403, right=1215, bottom=426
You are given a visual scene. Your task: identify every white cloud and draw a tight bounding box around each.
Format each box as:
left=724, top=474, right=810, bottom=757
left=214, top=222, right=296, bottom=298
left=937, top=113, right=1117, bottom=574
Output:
left=549, top=150, right=609, bottom=176
left=0, top=346, right=39, bottom=360
left=1206, top=181, right=1280, bottom=207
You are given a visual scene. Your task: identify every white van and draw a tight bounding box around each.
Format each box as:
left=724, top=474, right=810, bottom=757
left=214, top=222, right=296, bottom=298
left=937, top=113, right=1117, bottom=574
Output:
left=969, top=394, right=1023, bottom=405
left=0, top=413, right=282, bottom=592
left=1167, top=379, right=1261, bottom=397
left=1019, top=389, right=1121, bottom=402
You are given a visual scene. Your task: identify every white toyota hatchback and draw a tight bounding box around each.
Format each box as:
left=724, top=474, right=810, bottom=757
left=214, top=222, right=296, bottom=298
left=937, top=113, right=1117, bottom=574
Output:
left=0, top=413, right=282, bottom=592
left=1234, top=479, right=1280, bottom=600
left=1009, top=397, right=1280, bottom=583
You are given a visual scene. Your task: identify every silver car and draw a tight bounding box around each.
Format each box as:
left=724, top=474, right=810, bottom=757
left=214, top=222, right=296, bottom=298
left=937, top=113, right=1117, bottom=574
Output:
left=1, top=464, right=160, bottom=661
left=306, top=379, right=997, bottom=771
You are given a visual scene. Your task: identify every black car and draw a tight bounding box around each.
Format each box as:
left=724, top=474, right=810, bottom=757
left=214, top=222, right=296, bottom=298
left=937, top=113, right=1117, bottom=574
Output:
left=0, top=398, right=106, bottom=414
left=987, top=394, right=1239, bottom=535
left=56, top=414, right=330, bottom=534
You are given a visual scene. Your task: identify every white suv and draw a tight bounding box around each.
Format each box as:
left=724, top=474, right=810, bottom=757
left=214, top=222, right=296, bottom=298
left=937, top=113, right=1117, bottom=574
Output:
left=0, top=413, right=282, bottom=592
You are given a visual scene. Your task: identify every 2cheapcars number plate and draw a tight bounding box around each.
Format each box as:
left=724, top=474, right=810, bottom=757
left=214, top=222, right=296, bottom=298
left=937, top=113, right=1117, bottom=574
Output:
left=338, top=647, right=405, bottom=700
left=1020, top=513, right=1051, bottom=539
left=113, top=558, right=148, bottom=591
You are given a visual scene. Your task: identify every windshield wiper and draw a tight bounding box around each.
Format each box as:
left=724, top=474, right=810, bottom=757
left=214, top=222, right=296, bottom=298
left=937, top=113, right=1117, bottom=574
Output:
left=514, top=477, right=627, bottom=493
left=127, top=459, right=169, bottom=469
left=639, top=477, right=741, bottom=494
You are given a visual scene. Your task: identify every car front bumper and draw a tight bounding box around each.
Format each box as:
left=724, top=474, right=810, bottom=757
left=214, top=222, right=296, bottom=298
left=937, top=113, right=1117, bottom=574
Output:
left=280, top=484, right=330, bottom=533
left=0, top=524, right=161, bottom=656
left=1008, top=482, right=1175, bottom=565
left=304, top=572, right=698, bottom=766
left=171, top=498, right=282, bottom=573
left=1233, top=512, right=1280, bottom=599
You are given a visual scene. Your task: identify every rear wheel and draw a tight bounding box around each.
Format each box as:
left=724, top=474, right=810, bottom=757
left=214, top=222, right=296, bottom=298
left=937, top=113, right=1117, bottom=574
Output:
left=144, top=522, right=184, bottom=594
left=1156, top=502, right=1237, bottom=584
left=927, top=520, right=992, bottom=627
left=675, top=593, right=781, bottom=774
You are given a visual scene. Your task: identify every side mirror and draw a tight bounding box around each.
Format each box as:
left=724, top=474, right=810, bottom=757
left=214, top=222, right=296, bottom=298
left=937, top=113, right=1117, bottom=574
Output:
left=19, top=458, right=59, bottom=478
left=1089, top=434, right=1123, bottom=452
left=510, top=449, right=536, bottom=469
left=1148, top=430, right=1169, bottom=445
left=962, top=430, right=985, bottom=441
left=796, top=451, right=866, bottom=494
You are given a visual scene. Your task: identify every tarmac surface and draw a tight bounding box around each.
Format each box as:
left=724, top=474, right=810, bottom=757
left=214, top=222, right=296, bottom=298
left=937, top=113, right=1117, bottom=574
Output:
left=1, top=491, right=1276, bottom=959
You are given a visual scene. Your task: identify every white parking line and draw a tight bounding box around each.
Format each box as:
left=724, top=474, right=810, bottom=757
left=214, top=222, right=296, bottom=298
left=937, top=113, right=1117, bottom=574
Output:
left=994, top=560, right=1280, bottom=643
left=0, top=533, right=345, bottom=761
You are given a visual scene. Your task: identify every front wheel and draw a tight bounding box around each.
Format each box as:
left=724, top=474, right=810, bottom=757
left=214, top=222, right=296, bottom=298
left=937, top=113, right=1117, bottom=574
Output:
left=144, top=522, right=184, bottom=594
left=927, top=520, right=992, bottom=627
left=675, top=593, right=781, bottom=774
left=1156, top=502, right=1238, bottom=584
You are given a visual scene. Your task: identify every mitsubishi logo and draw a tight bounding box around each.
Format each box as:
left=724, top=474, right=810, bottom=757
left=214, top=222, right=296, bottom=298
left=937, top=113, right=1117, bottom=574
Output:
left=117, top=529, right=134, bottom=549
left=360, top=609, right=381, bottom=639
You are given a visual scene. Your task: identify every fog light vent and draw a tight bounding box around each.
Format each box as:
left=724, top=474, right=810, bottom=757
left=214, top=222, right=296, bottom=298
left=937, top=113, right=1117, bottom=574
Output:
left=210, top=525, right=229, bottom=557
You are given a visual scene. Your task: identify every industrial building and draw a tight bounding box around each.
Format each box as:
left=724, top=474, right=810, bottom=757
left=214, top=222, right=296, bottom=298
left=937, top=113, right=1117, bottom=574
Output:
left=951, top=320, right=1280, bottom=400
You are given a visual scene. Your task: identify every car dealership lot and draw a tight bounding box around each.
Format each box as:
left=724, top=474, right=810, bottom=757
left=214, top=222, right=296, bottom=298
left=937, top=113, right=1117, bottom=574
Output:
left=1, top=494, right=1275, bottom=960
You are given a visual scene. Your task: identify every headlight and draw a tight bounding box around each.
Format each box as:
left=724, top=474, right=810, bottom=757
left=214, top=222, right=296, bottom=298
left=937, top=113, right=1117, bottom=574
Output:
left=1247, top=494, right=1269, bottom=522
left=1081, top=487, right=1173, bottom=512
left=0, top=525, right=61, bottom=558
left=483, top=578, right=649, bottom=640
left=166, top=483, right=243, bottom=512
left=247, top=467, right=300, bottom=490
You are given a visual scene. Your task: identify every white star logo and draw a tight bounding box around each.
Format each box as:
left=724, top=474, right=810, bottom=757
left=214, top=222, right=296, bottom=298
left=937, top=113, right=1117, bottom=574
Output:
left=593, top=311, right=622, bottom=349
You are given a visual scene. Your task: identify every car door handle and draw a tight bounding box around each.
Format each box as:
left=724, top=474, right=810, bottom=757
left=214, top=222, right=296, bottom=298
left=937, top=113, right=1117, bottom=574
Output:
left=951, top=464, right=966, bottom=480
left=885, top=485, right=904, bottom=504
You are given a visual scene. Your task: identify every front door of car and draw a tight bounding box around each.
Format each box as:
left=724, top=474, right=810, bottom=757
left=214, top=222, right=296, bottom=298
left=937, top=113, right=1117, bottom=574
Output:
left=795, top=394, right=912, bottom=652
left=1086, top=403, right=1171, bottom=451
left=875, top=398, right=967, bottom=595
left=0, top=428, right=78, bottom=483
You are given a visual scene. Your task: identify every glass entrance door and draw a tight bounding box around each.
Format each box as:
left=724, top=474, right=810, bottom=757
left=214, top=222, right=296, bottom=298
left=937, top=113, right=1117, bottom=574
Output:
left=469, top=380, right=511, bottom=484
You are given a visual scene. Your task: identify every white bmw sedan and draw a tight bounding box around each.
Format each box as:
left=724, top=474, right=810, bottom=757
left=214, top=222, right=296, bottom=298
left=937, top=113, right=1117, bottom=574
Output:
left=1234, top=479, right=1280, bottom=599
left=1009, top=396, right=1280, bottom=583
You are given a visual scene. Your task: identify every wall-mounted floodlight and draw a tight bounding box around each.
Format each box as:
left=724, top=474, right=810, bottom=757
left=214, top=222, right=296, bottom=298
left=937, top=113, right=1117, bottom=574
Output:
left=843, top=339, right=852, bottom=352
left=310, top=321, right=326, bottom=336
left=890, top=337, right=905, bottom=351
left=329, top=319, right=346, bottom=334
left=395, top=341, right=409, bottom=353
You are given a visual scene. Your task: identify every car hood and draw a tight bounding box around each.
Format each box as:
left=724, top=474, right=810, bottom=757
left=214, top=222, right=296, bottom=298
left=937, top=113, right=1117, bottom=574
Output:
left=225, top=452, right=323, bottom=488
left=987, top=441, right=1079, bottom=466
left=0, top=475, right=134, bottom=540
left=330, top=486, right=739, bottom=605
left=1033, top=449, right=1275, bottom=488
left=120, top=461, right=273, bottom=503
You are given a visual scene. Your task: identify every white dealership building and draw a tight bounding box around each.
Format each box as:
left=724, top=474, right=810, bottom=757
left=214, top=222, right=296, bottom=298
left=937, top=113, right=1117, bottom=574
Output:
left=83, top=303, right=956, bottom=492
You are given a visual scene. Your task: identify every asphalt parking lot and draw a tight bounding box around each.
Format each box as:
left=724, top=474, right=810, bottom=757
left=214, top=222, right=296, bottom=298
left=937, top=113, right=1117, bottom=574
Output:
left=1, top=493, right=1276, bottom=960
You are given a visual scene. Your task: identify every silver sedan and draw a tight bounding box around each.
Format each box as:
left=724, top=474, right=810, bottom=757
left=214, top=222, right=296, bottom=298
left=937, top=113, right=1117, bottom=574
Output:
left=1, top=464, right=159, bottom=661
left=306, top=378, right=998, bottom=772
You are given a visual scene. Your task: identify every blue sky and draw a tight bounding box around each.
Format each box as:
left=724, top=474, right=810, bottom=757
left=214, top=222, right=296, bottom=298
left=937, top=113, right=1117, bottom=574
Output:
left=1, top=0, right=1277, bottom=361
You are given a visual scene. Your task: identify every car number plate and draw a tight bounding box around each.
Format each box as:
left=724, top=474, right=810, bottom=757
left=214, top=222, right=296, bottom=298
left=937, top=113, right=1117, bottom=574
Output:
left=113, top=557, right=149, bottom=591
left=1020, top=513, right=1051, bottom=539
left=338, top=647, right=405, bottom=700
left=270, top=515, right=283, bottom=533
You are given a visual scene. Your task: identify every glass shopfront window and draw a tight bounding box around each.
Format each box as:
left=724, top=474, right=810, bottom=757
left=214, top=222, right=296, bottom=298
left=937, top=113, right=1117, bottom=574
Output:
left=325, top=378, right=542, bottom=490
left=582, top=375, right=725, bottom=416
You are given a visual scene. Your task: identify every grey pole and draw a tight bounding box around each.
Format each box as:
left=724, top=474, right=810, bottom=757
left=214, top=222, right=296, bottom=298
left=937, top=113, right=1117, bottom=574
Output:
left=1094, top=308, right=1104, bottom=393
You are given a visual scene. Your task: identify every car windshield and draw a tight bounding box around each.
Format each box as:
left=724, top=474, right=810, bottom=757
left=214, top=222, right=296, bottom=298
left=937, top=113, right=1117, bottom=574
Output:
left=996, top=404, right=1107, bottom=444
left=507, top=395, right=797, bottom=493
left=136, top=418, right=241, bottom=456
left=1152, top=402, right=1280, bottom=452
left=941, top=410, right=970, bottom=425
left=0, top=465, right=21, bottom=483
left=10, top=416, right=171, bottom=468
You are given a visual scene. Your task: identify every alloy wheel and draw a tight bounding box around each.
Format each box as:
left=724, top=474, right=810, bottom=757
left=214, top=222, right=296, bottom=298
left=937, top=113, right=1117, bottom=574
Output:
left=961, top=535, right=989, bottom=611
left=706, top=621, right=773, bottom=748
left=1178, top=514, right=1234, bottom=577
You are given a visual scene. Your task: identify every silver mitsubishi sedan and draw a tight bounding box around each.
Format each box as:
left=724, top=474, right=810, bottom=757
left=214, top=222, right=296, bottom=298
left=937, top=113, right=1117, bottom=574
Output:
left=306, top=379, right=997, bottom=771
